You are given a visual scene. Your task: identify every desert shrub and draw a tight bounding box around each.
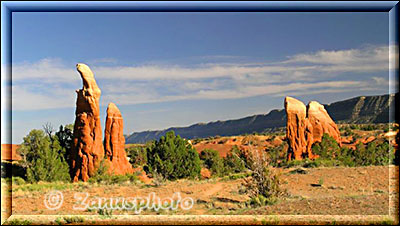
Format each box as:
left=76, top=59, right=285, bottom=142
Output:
left=88, top=160, right=138, bottom=184
left=18, top=129, right=70, bottom=183
left=146, top=131, right=201, bottom=180
left=4, top=219, right=32, bottom=225
left=199, top=149, right=224, bottom=177
left=126, top=144, right=148, bottom=168
left=310, top=133, right=394, bottom=167
left=55, top=124, right=74, bottom=163
left=63, top=216, right=84, bottom=224
left=350, top=124, right=359, bottom=130
left=223, top=146, right=246, bottom=175
left=243, top=151, right=285, bottom=206
left=343, top=126, right=354, bottom=136
left=311, top=134, right=341, bottom=159
left=352, top=140, right=393, bottom=166
left=267, top=142, right=288, bottom=167
left=12, top=176, right=25, bottom=185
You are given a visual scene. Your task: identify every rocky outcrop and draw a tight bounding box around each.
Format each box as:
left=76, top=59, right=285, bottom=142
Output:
left=71, top=64, right=104, bottom=182
left=285, top=97, right=341, bottom=160
left=104, top=103, right=133, bottom=175
left=307, top=101, right=342, bottom=146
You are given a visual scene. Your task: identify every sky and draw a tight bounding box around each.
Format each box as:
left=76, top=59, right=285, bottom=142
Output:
left=6, top=12, right=398, bottom=144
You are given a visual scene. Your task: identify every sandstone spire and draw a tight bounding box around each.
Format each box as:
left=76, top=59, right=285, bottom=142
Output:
left=104, top=102, right=133, bottom=175
left=70, top=63, right=104, bottom=182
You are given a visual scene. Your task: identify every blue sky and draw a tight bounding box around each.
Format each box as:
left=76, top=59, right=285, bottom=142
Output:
left=8, top=12, right=397, bottom=144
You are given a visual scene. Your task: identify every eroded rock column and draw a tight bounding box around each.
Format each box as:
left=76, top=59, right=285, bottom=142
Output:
left=104, top=103, right=133, bottom=175
left=70, top=63, right=104, bottom=182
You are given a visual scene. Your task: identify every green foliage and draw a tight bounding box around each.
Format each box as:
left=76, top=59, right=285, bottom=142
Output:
left=88, top=160, right=138, bottom=184
left=223, top=146, right=246, bottom=175
left=5, top=219, right=32, bottom=225
left=308, top=133, right=394, bottom=167
left=200, top=149, right=224, bottom=177
left=311, top=134, right=341, bottom=159
left=55, top=124, right=74, bottom=163
left=62, top=216, right=84, bottom=224
left=126, top=144, right=148, bottom=168
left=352, top=140, right=394, bottom=166
left=18, top=129, right=70, bottom=183
left=146, top=131, right=201, bottom=180
left=12, top=176, right=25, bottom=185
left=266, top=142, right=287, bottom=167
left=243, top=151, right=285, bottom=207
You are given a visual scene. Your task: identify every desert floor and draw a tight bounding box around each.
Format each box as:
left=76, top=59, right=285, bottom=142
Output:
left=3, top=165, right=398, bottom=218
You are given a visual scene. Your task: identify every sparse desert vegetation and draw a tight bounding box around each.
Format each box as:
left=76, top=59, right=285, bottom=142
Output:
left=1, top=122, right=398, bottom=225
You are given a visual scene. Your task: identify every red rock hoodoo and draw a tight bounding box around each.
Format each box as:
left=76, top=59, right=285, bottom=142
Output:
left=104, top=102, right=133, bottom=175
left=285, top=97, right=341, bottom=160
left=70, top=63, right=104, bottom=182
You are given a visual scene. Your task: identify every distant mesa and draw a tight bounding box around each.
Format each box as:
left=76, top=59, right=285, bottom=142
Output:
left=285, top=96, right=341, bottom=160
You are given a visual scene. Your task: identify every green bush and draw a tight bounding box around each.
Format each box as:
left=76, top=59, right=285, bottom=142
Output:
left=126, top=144, right=148, bottom=168
left=267, top=142, right=287, bottom=167
left=199, top=149, right=224, bottom=177
left=18, top=129, right=70, bottom=183
left=311, top=134, right=341, bottom=159
left=223, top=146, right=246, bottom=175
left=12, top=177, right=25, bottom=185
left=352, top=140, right=393, bottom=166
left=146, top=131, right=201, bottom=180
left=88, top=160, right=138, bottom=184
left=243, top=151, right=285, bottom=207
left=55, top=124, right=74, bottom=163
left=309, top=133, right=394, bottom=167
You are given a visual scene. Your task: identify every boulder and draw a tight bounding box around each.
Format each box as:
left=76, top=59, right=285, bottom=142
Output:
left=285, top=97, right=341, bottom=160
left=70, top=64, right=104, bottom=182
left=104, top=102, right=133, bottom=175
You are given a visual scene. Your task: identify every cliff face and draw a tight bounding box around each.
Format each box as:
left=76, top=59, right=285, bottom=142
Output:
left=126, top=94, right=395, bottom=144
left=325, top=94, right=395, bottom=123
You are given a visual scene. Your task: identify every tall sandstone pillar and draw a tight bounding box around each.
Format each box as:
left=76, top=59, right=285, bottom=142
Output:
left=70, top=63, right=104, bottom=182
left=104, top=103, right=133, bottom=175
left=285, top=97, right=341, bottom=160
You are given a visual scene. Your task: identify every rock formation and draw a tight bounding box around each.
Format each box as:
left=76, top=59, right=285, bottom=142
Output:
left=285, top=97, right=341, bottom=160
left=307, top=101, right=342, bottom=145
left=104, top=102, right=133, bottom=175
left=70, top=63, right=104, bottom=182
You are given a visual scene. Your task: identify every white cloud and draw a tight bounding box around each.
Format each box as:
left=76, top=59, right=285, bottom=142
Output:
left=9, top=44, right=394, bottom=111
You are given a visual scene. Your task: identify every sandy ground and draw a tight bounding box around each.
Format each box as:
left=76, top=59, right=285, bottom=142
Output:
left=3, top=166, right=397, bottom=217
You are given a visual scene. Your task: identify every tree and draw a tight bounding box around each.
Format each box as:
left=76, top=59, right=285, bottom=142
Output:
left=18, top=129, right=70, bottom=183
left=199, top=149, right=224, bottom=177
left=311, top=133, right=341, bottom=159
left=223, top=146, right=246, bottom=174
left=146, top=131, right=201, bottom=180
left=55, top=124, right=74, bottom=162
